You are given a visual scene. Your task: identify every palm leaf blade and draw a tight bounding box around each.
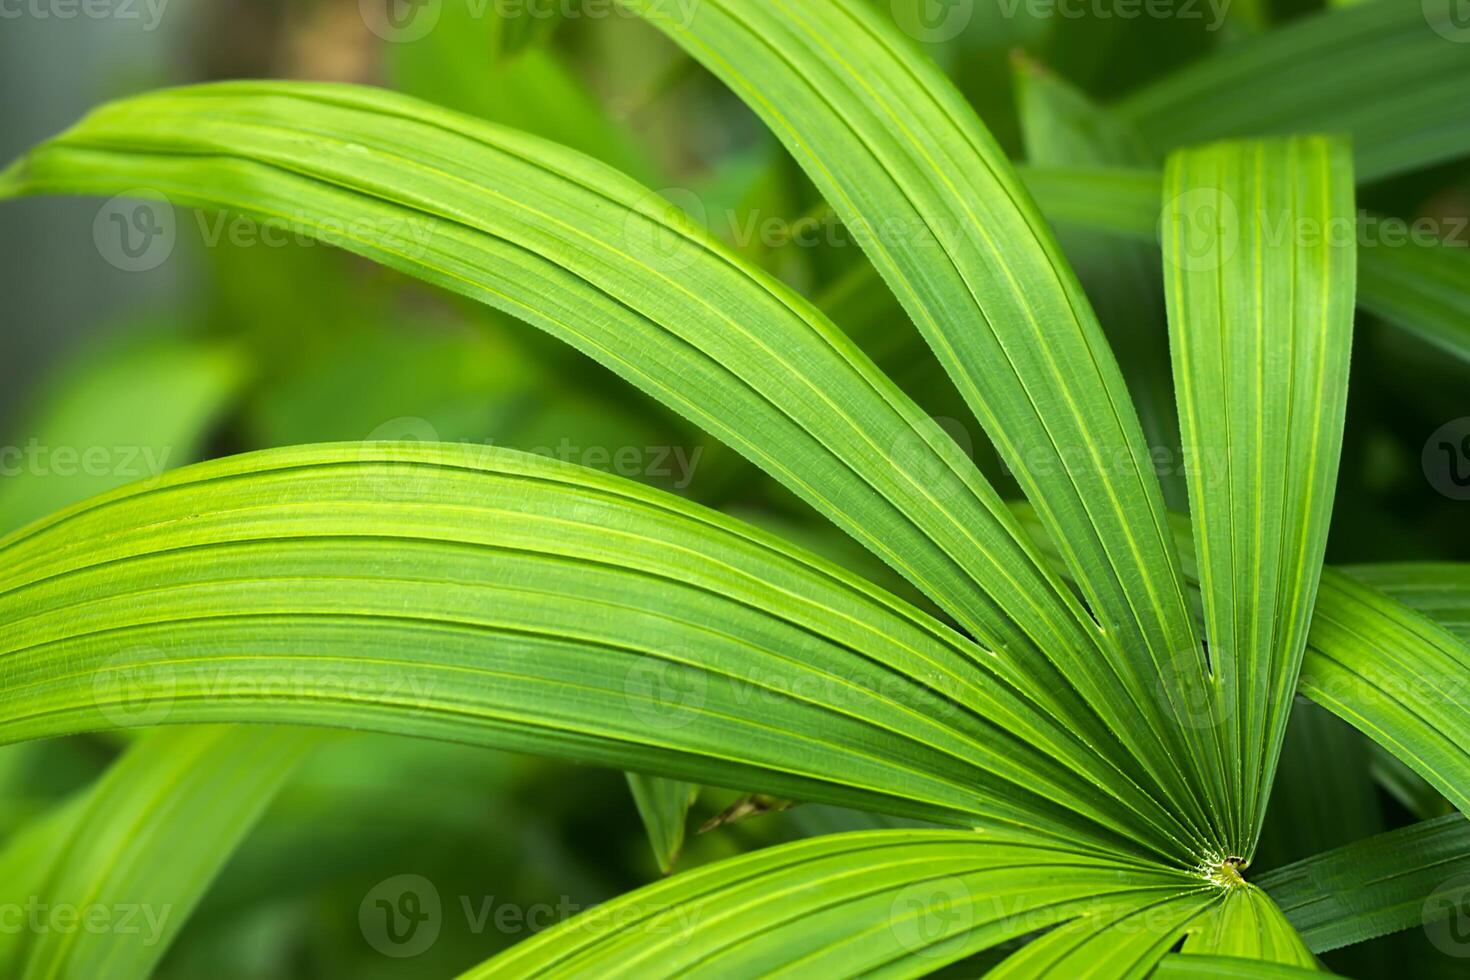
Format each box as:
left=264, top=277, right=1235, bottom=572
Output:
left=3, top=726, right=322, bottom=979
left=630, top=0, right=1217, bottom=848
left=0, top=443, right=1188, bottom=858
left=1162, top=137, right=1357, bottom=856
left=0, top=79, right=1212, bottom=861
left=627, top=773, right=700, bottom=874
left=1260, top=813, right=1470, bottom=953
left=1022, top=166, right=1470, bottom=364
left=459, top=828, right=1205, bottom=979
left=1117, top=1, right=1470, bottom=182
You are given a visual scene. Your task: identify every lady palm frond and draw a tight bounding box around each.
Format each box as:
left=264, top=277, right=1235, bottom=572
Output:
left=1, top=1, right=1467, bottom=976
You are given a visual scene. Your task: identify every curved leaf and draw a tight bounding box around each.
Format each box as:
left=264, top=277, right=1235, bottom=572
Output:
left=1346, top=564, right=1470, bottom=643
left=1300, top=571, right=1470, bottom=821
left=628, top=0, right=1218, bottom=842
left=3, top=726, right=321, bottom=980
left=0, top=78, right=1211, bottom=860
left=1355, top=236, right=1470, bottom=362
left=1116, top=0, right=1470, bottom=182
left=983, top=890, right=1217, bottom=979
left=0, top=82, right=1013, bottom=672
left=1259, top=813, right=1470, bottom=954
left=0, top=443, right=1191, bottom=859
left=1152, top=954, right=1336, bottom=979
left=1021, top=167, right=1470, bottom=365
left=459, top=828, right=1208, bottom=979
left=1178, top=885, right=1316, bottom=968
left=0, top=80, right=1191, bottom=837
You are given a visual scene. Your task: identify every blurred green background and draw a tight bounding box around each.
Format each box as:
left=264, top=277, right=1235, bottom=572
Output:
left=0, top=1, right=1466, bottom=976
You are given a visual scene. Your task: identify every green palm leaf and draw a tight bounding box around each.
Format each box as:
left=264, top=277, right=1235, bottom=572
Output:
left=1152, top=955, right=1338, bottom=979
left=1021, top=166, right=1470, bottom=365
left=1116, top=0, right=1470, bottom=182
left=1260, top=813, right=1470, bottom=954
left=1301, top=571, right=1470, bottom=818
left=1178, top=885, right=1316, bottom=968
left=1162, top=137, right=1357, bottom=858
left=0, top=443, right=1193, bottom=859
left=459, top=828, right=1210, bottom=978
left=1346, top=564, right=1470, bottom=640
left=0, top=726, right=321, bottom=979
left=627, top=774, right=701, bottom=874
left=628, top=0, right=1220, bottom=837
left=0, top=81, right=1171, bottom=819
